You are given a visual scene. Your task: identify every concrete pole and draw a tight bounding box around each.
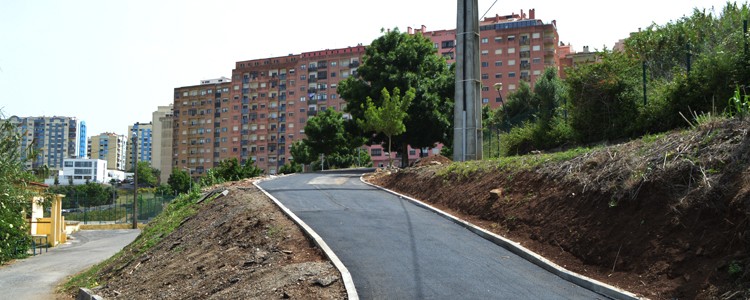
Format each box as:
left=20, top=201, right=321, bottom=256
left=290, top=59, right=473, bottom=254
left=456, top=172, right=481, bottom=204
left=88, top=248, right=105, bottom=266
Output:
left=454, top=0, right=482, bottom=162
left=132, top=134, right=138, bottom=229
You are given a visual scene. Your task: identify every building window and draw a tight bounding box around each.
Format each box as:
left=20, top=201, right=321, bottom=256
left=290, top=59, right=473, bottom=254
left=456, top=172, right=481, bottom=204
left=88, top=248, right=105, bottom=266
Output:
left=481, top=62, right=489, bottom=67
left=532, top=45, right=541, bottom=51
left=481, top=73, right=488, bottom=79
left=481, top=50, right=488, bottom=56
left=494, top=49, right=502, bottom=55
left=482, top=98, right=489, bottom=103
left=495, top=61, right=502, bottom=66
left=495, top=73, right=502, bottom=78
left=481, top=37, right=488, bottom=43
left=508, top=48, right=516, bottom=54
left=508, top=35, right=516, bottom=41
left=508, top=60, right=516, bottom=66
left=508, top=72, right=516, bottom=77
left=532, top=33, right=540, bottom=39
left=371, top=148, right=382, bottom=156
left=496, top=97, right=503, bottom=102
left=508, top=84, right=516, bottom=90
left=532, top=58, right=542, bottom=64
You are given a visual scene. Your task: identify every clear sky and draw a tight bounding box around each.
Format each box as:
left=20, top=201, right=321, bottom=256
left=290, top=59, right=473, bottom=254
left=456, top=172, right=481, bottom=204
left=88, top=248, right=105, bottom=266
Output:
left=0, top=0, right=737, bottom=136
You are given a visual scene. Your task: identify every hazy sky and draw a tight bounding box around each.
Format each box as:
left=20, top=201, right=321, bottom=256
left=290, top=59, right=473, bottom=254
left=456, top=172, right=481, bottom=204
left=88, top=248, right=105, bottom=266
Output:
left=0, top=0, right=736, bottom=136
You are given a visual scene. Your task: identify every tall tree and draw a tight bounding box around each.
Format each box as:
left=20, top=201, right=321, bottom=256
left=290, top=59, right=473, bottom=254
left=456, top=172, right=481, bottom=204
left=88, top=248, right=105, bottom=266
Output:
left=532, top=67, right=565, bottom=131
left=303, top=108, right=349, bottom=158
left=167, top=169, right=191, bottom=194
left=338, top=28, right=454, bottom=167
left=360, top=87, right=414, bottom=167
left=0, top=113, right=38, bottom=263
left=135, top=161, right=158, bottom=187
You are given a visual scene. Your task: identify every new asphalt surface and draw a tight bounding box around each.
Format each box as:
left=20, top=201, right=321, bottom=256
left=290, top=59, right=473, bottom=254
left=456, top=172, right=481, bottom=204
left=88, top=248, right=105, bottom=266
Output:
left=0, top=229, right=140, bottom=300
left=258, top=169, right=607, bottom=299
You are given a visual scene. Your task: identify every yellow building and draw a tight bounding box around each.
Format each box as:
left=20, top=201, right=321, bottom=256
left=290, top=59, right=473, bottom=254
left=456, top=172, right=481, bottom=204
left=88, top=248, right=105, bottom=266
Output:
left=88, top=133, right=128, bottom=171
left=27, top=182, right=66, bottom=247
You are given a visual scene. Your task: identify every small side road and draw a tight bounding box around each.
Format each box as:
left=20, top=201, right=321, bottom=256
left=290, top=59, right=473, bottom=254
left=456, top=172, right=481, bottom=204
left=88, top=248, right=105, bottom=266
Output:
left=0, top=229, right=139, bottom=300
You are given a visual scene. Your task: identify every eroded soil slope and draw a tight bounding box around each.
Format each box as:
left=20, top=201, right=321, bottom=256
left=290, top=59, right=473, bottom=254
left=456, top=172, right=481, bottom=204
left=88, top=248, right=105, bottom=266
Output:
left=72, top=181, right=346, bottom=299
left=370, top=119, right=750, bottom=299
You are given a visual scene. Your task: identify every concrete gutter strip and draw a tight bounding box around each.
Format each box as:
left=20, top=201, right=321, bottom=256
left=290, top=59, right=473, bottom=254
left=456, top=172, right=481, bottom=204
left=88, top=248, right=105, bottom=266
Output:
left=254, top=178, right=360, bottom=300
left=77, top=288, right=104, bottom=300
left=360, top=176, right=644, bottom=300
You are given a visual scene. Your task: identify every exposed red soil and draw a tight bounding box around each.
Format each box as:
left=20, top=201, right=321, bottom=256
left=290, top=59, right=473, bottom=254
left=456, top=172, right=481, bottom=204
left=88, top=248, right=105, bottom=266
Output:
left=367, top=119, right=750, bottom=299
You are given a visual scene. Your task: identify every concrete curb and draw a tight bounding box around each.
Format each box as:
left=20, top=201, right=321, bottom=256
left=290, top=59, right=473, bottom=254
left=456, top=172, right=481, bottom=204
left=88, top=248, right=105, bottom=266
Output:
left=76, top=288, right=104, bottom=300
left=254, top=178, right=359, bottom=300
left=360, top=176, right=644, bottom=300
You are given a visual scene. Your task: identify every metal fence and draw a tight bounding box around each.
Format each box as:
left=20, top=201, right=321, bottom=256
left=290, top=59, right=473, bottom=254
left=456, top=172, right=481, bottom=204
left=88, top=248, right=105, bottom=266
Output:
left=62, top=194, right=175, bottom=225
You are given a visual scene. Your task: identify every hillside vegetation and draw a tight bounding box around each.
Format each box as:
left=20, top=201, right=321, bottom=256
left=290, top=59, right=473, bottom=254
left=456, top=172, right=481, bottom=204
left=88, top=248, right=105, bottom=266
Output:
left=372, top=118, right=750, bottom=299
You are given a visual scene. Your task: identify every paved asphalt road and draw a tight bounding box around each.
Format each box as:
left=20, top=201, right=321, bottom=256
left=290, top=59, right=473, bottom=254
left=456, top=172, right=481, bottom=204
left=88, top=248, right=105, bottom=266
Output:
left=259, top=170, right=607, bottom=299
left=0, top=229, right=140, bottom=300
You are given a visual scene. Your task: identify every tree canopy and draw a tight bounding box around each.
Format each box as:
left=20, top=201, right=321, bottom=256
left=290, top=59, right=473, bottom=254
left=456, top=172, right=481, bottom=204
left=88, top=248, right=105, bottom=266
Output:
left=338, top=28, right=454, bottom=167
left=360, top=87, right=414, bottom=167
left=167, top=169, right=191, bottom=194
left=0, top=114, right=40, bottom=263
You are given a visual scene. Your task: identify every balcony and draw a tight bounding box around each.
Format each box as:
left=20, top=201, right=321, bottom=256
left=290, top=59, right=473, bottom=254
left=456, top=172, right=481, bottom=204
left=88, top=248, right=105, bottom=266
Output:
left=308, top=77, right=317, bottom=83
left=519, top=38, right=530, bottom=46
left=307, top=110, right=317, bottom=116
left=308, top=66, right=318, bottom=71
left=307, top=88, right=317, bottom=94
left=520, top=62, right=531, bottom=70
left=350, top=61, right=360, bottom=67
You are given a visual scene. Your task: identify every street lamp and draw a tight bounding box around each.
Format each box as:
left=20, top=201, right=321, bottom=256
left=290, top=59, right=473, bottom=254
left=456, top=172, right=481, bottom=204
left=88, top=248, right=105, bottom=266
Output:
left=131, top=132, right=138, bottom=229
left=493, top=82, right=503, bottom=104
left=492, top=83, right=503, bottom=158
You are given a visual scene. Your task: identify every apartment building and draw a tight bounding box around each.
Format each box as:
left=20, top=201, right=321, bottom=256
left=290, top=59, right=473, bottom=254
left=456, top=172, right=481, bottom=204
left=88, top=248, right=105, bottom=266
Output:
left=152, top=105, right=174, bottom=183
left=172, top=77, right=233, bottom=179
left=125, top=122, right=154, bottom=171
left=88, top=132, right=128, bottom=171
left=6, top=116, right=84, bottom=170
left=414, top=8, right=560, bottom=108
left=78, top=121, right=87, bottom=158
left=230, top=46, right=366, bottom=174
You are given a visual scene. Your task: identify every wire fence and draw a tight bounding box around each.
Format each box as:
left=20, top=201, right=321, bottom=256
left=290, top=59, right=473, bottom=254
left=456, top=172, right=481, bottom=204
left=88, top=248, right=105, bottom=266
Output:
left=62, top=194, right=175, bottom=225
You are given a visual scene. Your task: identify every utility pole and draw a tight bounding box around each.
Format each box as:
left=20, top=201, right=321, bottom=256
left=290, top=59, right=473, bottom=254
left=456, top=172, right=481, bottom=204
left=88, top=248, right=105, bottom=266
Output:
left=454, top=0, right=482, bottom=162
left=132, top=133, right=138, bottom=229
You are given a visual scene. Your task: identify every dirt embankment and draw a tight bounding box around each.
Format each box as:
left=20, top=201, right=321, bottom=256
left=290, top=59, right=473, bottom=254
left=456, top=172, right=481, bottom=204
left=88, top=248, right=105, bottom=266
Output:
left=369, top=119, right=750, bottom=299
left=68, top=181, right=346, bottom=299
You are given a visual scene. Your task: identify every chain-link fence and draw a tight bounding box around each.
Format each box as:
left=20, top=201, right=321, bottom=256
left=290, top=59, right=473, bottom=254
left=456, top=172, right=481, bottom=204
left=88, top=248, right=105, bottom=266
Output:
left=62, top=193, right=175, bottom=225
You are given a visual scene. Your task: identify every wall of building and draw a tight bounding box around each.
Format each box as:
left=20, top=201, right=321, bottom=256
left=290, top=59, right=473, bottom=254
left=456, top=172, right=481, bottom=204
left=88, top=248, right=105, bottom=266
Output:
left=152, top=105, right=173, bottom=183
left=88, top=133, right=127, bottom=171
left=7, top=116, right=83, bottom=170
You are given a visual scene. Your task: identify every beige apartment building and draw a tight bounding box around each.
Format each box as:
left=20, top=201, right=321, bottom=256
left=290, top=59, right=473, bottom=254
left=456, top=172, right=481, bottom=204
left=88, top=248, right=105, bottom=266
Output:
left=88, top=132, right=128, bottom=171
left=152, top=105, right=174, bottom=183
